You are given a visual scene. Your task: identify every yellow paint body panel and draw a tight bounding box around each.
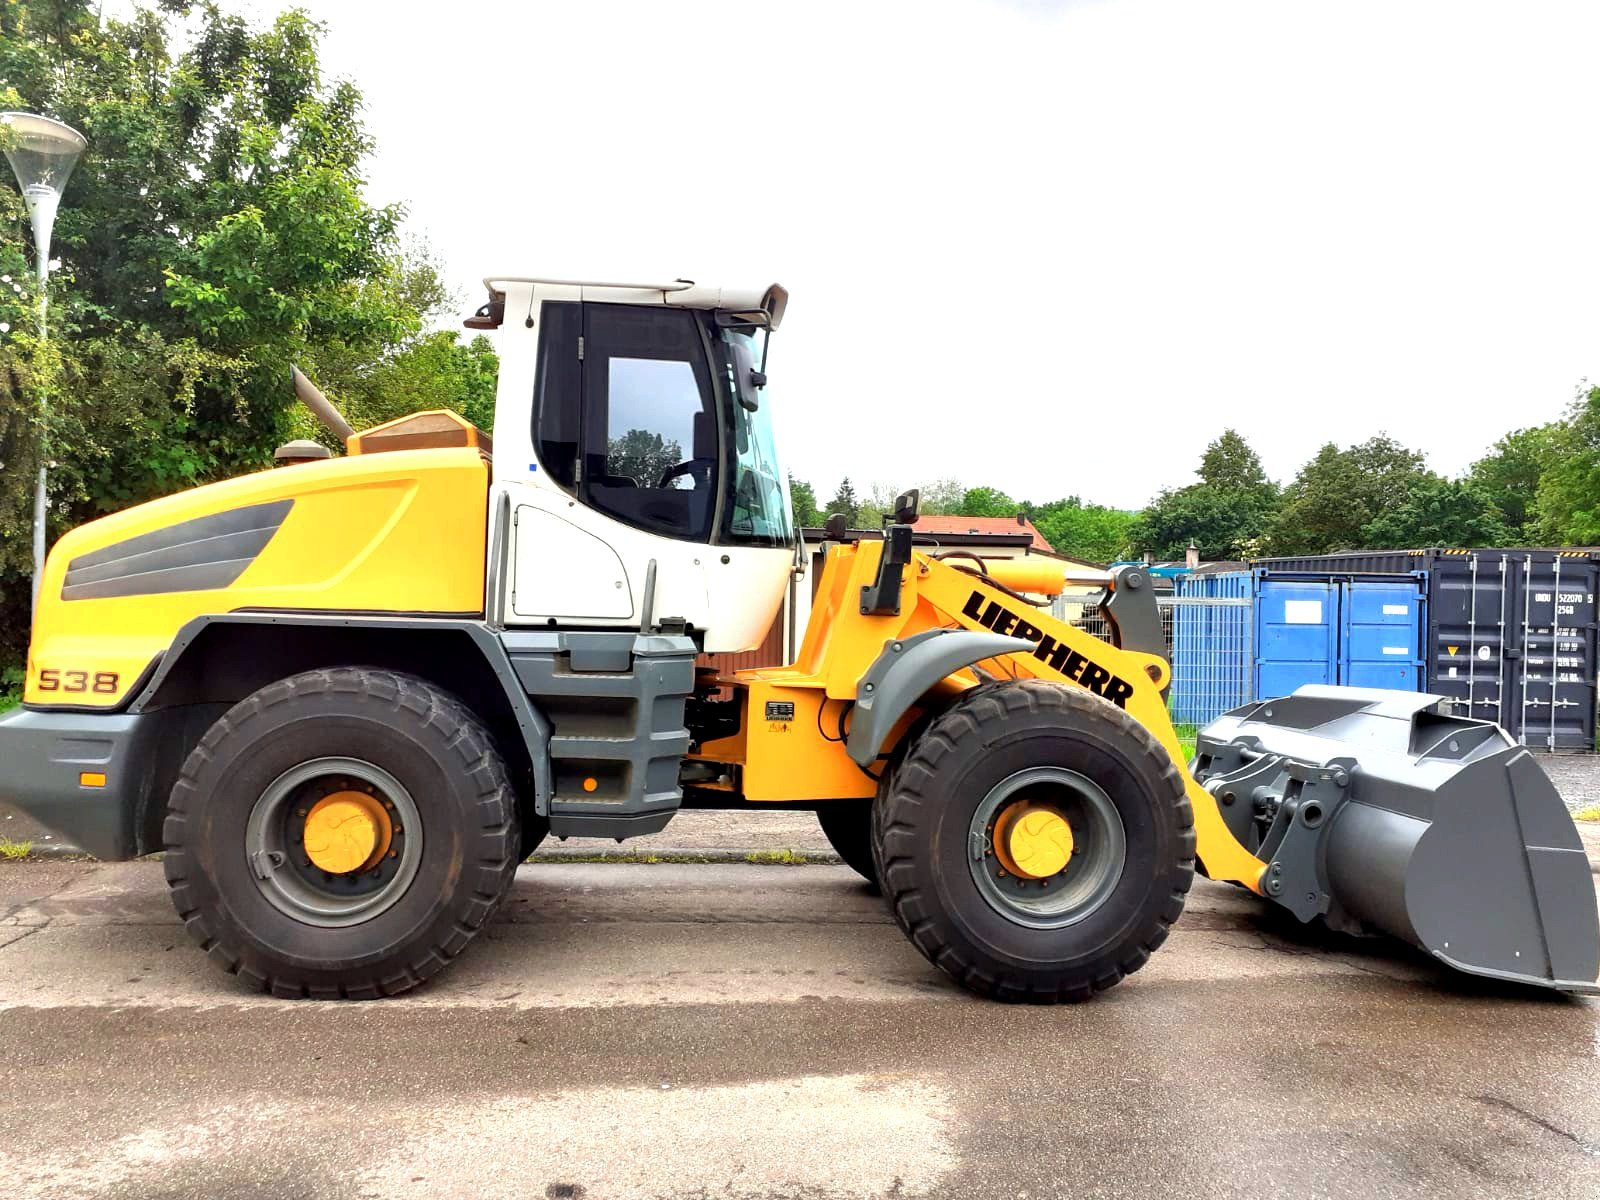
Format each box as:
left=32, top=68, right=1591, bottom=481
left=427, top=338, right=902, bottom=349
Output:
left=694, top=541, right=1268, bottom=893
left=25, top=448, right=489, bottom=709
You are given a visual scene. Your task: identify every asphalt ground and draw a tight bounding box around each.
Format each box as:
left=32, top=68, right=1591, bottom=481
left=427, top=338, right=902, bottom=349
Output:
left=2, top=846, right=1599, bottom=1200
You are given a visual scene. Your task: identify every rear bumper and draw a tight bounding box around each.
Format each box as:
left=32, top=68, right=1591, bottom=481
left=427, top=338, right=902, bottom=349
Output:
left=0, top=707, right=162, bottom=859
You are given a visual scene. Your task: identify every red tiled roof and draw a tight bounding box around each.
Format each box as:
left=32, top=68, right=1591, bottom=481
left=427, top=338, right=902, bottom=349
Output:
left=914, top=514, right=1054, bottom=552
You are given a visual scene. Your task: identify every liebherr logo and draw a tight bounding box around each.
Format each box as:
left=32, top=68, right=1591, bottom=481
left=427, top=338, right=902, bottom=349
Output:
left=962, top=590, right=1135, bottom=708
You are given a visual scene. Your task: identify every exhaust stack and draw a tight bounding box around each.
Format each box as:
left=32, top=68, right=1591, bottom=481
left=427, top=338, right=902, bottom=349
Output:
left=1193, top=686, right=1600, bottom=992
left=290, top=365, right=354, bottom=444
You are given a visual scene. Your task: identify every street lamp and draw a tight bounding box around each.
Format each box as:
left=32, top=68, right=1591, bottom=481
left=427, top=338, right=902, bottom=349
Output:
left=1, top=112, right=87, bottom=609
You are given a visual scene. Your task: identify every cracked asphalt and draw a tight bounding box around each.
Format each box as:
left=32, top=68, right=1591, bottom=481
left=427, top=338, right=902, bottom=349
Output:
left=1, top=844, right=1599, bottom=1200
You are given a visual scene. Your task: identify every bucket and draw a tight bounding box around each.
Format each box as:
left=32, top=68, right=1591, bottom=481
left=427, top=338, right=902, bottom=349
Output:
left=1192, top=686, right=1599, bottom=992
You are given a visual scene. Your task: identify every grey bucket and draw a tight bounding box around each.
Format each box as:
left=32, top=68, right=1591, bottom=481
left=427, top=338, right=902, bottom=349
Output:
left=1191, top=685, right=1599, bottom=993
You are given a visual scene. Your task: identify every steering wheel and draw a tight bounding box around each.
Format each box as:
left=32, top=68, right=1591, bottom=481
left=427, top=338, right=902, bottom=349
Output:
left=656, top=457, right=715, bottom=489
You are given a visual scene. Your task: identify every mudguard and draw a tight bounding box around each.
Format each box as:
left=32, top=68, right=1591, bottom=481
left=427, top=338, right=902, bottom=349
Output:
left=845, top=628, right=1035, bottom=767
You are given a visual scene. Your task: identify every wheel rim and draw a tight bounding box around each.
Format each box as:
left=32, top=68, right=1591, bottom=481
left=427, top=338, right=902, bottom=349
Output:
left=968, top=766, right=1126, bottom=929
left=244, top=756, right=424, bottom=928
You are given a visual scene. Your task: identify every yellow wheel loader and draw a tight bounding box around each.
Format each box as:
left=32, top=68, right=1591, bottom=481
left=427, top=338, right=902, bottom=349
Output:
left=1, top=275, right=1595, bottom=1001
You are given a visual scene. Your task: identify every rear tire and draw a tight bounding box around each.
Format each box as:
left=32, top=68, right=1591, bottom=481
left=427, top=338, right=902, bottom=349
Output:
left=163, top=668, right=520, bottom=999
left=873, top=680, right=1194, bottom=1003
left=816, top=800, right=879, bottom=888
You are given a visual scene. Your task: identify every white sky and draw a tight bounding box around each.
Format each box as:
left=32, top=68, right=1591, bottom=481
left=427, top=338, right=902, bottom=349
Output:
left=300, top=2, right=1596, bottom=506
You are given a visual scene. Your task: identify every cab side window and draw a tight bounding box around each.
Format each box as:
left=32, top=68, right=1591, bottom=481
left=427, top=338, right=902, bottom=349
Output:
left=532, top=301, right=582, bottom=490
left=580, top=304, right=719, bottom=541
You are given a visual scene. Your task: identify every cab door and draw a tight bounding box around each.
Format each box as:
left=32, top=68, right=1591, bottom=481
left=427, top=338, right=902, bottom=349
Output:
left=503, top=298, right=716, bottom=629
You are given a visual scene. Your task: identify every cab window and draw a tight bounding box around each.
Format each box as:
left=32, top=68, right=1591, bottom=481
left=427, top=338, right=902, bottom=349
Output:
left=580, top=304, right=719, bottom=541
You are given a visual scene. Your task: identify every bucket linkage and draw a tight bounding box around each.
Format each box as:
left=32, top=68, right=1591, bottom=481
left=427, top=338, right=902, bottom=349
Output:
left=1191, top=685, right=1600, bottom=992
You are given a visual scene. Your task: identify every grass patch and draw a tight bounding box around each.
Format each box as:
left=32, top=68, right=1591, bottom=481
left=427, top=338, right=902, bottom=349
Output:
left=744, top=848, right=809, bottom=866
left=0, top=664, right=20, bottom=715
left=1172, top=722, right=1198, bottom=763
left=0, top=838, right=33, bottom=861
left=1575, top=806, right=1600, bottom=823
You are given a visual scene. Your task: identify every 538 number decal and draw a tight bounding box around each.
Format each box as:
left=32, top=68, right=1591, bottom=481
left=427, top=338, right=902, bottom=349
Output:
left=37, top=669, right=120, bottom=695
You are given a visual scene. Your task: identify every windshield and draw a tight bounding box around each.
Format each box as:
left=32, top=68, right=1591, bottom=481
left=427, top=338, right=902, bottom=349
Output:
left=717, top=326, right=794, bottom=548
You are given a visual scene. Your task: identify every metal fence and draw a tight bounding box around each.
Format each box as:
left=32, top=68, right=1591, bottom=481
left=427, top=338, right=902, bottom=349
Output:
left=1051, top=591, right=1254, bottom=728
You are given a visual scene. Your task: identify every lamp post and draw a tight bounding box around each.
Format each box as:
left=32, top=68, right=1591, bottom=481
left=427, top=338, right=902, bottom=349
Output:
left=1, top=111, right=86, bottom=609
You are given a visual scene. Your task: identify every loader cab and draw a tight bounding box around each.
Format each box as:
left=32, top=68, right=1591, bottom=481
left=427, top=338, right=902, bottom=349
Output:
left=480, top=277, right=796, bottom=652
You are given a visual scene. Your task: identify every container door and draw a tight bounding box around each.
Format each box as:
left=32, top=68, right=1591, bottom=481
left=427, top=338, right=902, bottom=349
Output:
left=1427, top=553, right=1512, bottom=732
left=1255, top=579, right=1336, bottom=698
left=1339, top=579, right=1424, bottom=690
left=1515, top=556, right=1598, bottom=751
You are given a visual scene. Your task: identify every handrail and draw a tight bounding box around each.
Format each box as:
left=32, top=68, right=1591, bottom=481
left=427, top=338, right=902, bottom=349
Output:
left=483, top=275, right=694, bottom=294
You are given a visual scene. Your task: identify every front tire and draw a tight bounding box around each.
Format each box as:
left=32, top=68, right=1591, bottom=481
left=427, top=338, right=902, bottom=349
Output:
left=163, top=668, right=520, bottom=999
left=816, top=800, right=879, bottom=888
left=873, top=680, right=1194, bottom=1003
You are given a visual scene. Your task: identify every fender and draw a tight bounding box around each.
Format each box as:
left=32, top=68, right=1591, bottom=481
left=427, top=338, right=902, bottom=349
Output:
left=845, top=628, right=1036, bottom=767
left=136, top=612, right=555, bottom=814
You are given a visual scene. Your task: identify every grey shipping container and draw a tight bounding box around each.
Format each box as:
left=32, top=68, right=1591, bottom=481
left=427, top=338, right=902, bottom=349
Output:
left=1251, top=549, right=1599, bottom=751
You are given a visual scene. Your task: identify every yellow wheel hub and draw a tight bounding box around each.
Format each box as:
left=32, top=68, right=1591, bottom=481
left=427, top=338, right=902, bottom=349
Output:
left=993, top=803, right=1074, bottom=879
left=303, top=791, right=393, bottom=875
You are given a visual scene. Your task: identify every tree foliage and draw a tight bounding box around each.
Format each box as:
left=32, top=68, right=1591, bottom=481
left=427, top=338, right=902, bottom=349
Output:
left=825, top=476, right=860, bottom=526
left=1266, top=435, right=1431, bottom=555
left=1028, top=498, right=1135, bottom=564
left=1360, top=477, right=1513, bottom=549
left=788, top=475, right=821, bottom=529
left=1533, top=384, right=1600, bottom=545
left=1468, top=424, right=1557, bottom=540
left=0, top=1, right=486, bottom=668
left=1128, top=430, right=1278, bottom=560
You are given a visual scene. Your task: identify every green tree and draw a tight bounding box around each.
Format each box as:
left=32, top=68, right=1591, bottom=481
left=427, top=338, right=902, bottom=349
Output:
left=1267, top=435, right=1433, bottom=555
left=918, top=478, right=965, bottom=515
left=1029, top=497, right=1135, bottom=563
left=1361, top=477, right=1513, bottom=549
left=1128, top=485, right=1274, bottom=560
left=1198, top=428, right=1272, bottom=492
left=1533, top=384, right=1600, bottom=544
left=1468, top=424, right=1558, bottom=540
left=825, top=476, right=860, bottom=525
left=0, top=2, right=470, bottom=670
left=1127, top=431, right=1279, bottom=560
left=788, top=475, right=822, bottom=529
left=957, top=486, right=1018, bottom=518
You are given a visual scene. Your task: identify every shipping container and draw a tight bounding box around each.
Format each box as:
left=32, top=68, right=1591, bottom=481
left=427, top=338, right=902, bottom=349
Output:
left=1252, top=549, right=1599, bottom=750
left=1170, top=571, right=1252, bottom=725
left=1252, top=573, right=1425, bottom=696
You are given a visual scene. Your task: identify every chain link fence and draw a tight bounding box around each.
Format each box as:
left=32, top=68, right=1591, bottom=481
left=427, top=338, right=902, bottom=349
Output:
left=1052, top=590, right=1254, bottom=728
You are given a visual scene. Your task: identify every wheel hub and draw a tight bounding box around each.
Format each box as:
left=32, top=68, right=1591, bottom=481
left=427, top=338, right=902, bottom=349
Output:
left=303, top=791, right=393, bottom=875
left=993, top=803, right=1075, bottom=880
left=968, top=766, right=1127, bottom=929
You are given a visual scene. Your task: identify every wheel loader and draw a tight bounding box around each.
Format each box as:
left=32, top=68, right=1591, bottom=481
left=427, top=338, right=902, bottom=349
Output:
left=1, top=274, right=1595, bottom=1001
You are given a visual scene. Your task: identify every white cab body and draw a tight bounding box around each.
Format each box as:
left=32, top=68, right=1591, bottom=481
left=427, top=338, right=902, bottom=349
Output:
left=485, top=278, right=793, bottom=653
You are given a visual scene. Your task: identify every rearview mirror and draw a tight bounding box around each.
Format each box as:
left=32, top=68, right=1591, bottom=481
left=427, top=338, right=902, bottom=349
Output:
left=893, top=489, right=921, bottom=526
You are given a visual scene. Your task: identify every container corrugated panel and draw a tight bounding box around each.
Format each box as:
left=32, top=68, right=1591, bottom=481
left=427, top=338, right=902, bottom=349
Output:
left=1170, top=571, right=1251, bottom=725
left=1250, top=549, right=1599, bottom=750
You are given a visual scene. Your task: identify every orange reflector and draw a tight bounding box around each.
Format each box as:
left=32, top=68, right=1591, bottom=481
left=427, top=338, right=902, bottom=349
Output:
left=582, top=777, right=598, bottom=793
left=79, top=772, right=107, bottom=788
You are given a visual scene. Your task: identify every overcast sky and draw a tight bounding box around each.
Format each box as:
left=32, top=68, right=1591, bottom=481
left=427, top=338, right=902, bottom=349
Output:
left=297, top=0, right=1600, bottom=509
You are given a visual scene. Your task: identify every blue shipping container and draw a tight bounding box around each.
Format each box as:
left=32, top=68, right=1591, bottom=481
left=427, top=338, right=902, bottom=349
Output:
left=1253, top=572, right=1425, bottom=698
left=1171, top=571, right=1252, bottom=725
left=1340, top=579, right=1424, bottom=689
left=1255, top=579, right=1337, bottom=696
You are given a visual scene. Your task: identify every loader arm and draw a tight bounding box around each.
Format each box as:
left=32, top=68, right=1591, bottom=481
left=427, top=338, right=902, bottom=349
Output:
left=910, top=555, right=1269, bottom=894
left=700, top=540, right=1269, bottom=894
